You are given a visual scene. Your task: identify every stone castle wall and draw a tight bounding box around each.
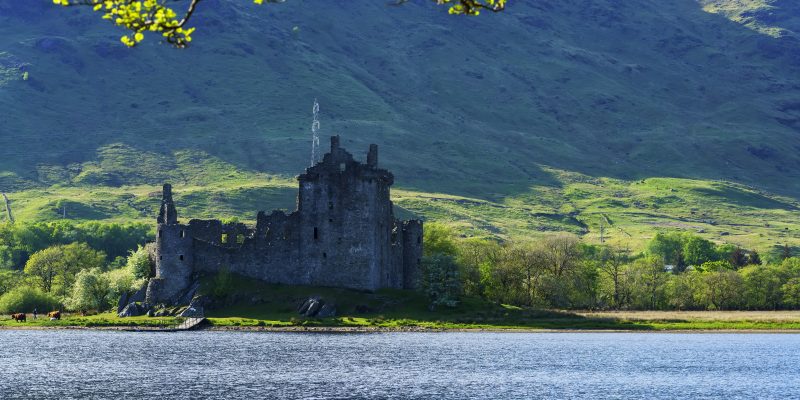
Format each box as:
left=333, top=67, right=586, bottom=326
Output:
left=146, top=137, right=423, bottom=305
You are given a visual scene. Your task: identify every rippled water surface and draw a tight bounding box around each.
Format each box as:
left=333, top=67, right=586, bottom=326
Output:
left=1, top=330, right=799, bottom=399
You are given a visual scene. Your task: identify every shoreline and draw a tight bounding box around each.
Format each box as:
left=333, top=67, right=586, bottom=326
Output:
left=4, top=310, right=800, bottom=333
left=2, top=324, right=800, bottom=334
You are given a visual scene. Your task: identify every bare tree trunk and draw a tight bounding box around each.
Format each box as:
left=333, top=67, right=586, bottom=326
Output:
left=2, top=193, right=13, bottom=223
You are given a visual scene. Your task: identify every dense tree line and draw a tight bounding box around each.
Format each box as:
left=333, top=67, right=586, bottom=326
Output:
left=0, top=222, right=153, bottom=314
left=4, top=219, right=800, bottom=314
left=0, top=221, right=151, bottom=270
left=420, top=224, right=800, bottom=311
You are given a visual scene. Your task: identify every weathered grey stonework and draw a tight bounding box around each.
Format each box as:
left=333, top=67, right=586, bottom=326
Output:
left=146, top=137, right=423, bottom=305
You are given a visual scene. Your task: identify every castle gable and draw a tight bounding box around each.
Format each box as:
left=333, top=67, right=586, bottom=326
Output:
left=300, top=136, right=394, bottom=187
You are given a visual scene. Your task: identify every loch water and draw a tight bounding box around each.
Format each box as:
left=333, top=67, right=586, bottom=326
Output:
left=0, top=330, right=798, bottom=399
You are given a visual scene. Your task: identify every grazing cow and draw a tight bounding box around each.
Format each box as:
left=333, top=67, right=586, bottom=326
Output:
left=10, top=313, right=26, bottom=322
left=48, top=311, right=61, bottom=320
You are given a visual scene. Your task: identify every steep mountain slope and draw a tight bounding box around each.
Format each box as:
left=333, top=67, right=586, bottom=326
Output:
left=1, top=0, right=800, bottom=250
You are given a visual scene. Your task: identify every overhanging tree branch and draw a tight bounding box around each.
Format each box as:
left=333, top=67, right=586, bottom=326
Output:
left=55, top=0, right=508, bottom=48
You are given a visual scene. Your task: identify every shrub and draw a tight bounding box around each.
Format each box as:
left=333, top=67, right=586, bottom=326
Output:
left=421, top=254, right=461, bottom=308
left=66, top=268, right=111, bottom=312
left=105, top=267, right=143, bottom=305
left=423, top=223, right=459, bottom=257
left=126, top=245, right=153, bottom=280
left=0, top=285, right=60, bottom=314
left=782, top=278, right=800, bottom=308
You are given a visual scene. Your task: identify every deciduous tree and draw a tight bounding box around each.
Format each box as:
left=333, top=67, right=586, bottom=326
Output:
left=782, top=278, right=800, bottom=308
left=647, top=232, right=684, bottom=266
left=23, top=246, right=61, bottom=293
left=597, top=246, right=629, bottom=309
left=540, top=234, right=581, bottom=278
left=423, top=223, right=459, bottom=258
left=67, top=268, right=111, bottom=312
left=740, top=265, right=783, bottom=310
left=457, top=238, right=500, bottom=298
left=683, top=236, right=717, bottom=266
left=23, top=243, right=106, bottom=297
left=666, top=270, right=703, bottom=310
left=700, top=270, right=744, bottom=310
left=126, top=245, right=153, bottom=280
left=629, top=257, right=669, bottom=310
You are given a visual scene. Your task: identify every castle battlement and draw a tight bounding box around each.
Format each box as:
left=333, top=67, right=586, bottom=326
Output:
left=146, top=136, right=423, bottom=305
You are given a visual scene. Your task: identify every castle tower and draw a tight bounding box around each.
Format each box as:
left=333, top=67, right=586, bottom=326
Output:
left=146, top=184, right=194, bottom=304
left=157, top=184, right=178, bottom=225
left=296, top=136, right=396, bottom=290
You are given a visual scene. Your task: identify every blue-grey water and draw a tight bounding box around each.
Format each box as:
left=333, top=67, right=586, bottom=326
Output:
left=1, top=331, right=799, bottom=399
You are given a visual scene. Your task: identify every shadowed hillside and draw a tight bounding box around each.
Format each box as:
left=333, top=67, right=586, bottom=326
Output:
left=1, top=0, right=800, bottom=249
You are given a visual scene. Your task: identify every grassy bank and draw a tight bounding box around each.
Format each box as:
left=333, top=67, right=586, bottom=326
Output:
left=3, top=311, right=800, bottom=331
left=0, top=314, right=181, bottom=329
left=3, top=282, right=800, bottom=331
left=574, top=310, right=800, bottom=331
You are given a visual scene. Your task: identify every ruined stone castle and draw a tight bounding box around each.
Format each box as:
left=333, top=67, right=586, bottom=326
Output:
left=145, top=136, right=423, bottom=305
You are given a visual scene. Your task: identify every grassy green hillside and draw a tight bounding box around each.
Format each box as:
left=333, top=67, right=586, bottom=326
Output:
left=3, top=152, right=799, bottom=252
left=1, top=0, right=800, bottom=251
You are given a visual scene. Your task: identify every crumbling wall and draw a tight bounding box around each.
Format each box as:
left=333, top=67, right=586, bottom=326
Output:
left=188, top=219, right=253, bottom=248
left=192, top=211, right=305, bottom=285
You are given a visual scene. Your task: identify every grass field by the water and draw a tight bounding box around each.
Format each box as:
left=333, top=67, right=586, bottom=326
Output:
left=3, top=282, right=800, bottom=333
left=0, top=313, right=180, bottom=328
left=3, top=311, right=800, bottom=331
left=578, top=310, right=800, bottom=322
